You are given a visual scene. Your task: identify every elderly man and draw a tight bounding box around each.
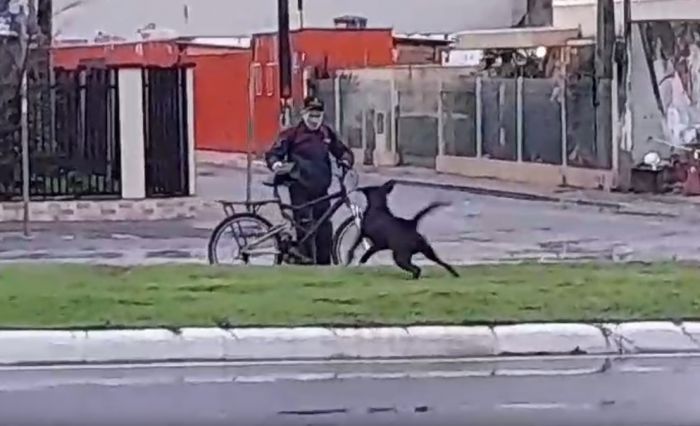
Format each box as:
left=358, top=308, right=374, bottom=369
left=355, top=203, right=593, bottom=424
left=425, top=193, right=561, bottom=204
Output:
left=265, top=96, right=354, bottom=265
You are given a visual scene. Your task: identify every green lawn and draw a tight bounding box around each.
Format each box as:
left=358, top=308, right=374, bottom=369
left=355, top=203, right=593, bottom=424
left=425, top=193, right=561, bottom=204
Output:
left=0, top=262, right=698, bottom=329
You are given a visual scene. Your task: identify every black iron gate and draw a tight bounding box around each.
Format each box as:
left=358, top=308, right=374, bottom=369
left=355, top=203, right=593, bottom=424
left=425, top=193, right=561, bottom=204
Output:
left=142, top=67, right=189, bottom=198
left=36, top=67, right=121, bottom=199
left=0, top=67, right=121, bottom=201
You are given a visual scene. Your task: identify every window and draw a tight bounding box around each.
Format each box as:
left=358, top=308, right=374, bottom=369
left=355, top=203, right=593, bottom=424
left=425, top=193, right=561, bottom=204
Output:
left=265, top=64, right=277, bottom=97
left=251, top=63, right=262, bottom=96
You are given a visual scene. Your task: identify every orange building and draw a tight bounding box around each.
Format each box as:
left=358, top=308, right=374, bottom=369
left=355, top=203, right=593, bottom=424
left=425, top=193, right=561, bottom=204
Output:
left=248, top=28, right=395, bottom=152
left=51, top=27, right=397, bottom=154
left=179, top=41, right=252, bottom=153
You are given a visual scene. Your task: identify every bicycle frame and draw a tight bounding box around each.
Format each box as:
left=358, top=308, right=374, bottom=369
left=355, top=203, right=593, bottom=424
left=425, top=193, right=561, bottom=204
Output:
left=235, top=168, right=364, bottom=263
left=280, top=188, right=350, bottom=249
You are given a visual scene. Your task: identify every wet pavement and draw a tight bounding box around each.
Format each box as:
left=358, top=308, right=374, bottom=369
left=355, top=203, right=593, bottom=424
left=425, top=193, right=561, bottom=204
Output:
left=1, top=355, right=699, bottom=425
left=1, top=164, right=700, bottom=265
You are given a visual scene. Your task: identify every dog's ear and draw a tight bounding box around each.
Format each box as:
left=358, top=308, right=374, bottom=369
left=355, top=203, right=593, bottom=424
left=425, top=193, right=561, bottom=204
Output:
left=382, top=180, right=396, bottom=194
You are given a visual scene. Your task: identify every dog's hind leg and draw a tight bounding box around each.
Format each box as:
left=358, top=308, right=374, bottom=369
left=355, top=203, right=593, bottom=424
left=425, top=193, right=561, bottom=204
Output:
left=420, top=242, right=460, bottom=278
left=393, top=251, right=421, bottom=279
left=358, top=245, right=381, bottom=264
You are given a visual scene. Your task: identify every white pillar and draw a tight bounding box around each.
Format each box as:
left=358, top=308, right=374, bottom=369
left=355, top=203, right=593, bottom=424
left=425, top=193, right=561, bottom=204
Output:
left=476, top=77, right=483, bottom=158
left=390, top=75, right=399, bottom=155
left=334, top=76, right=342, bottom=132
left=437, top=79, right=445, bottom=157
left=118, top=69, right=146, bottom=199
left=186, top=68, right=196, bottom=196
left=516, top=76, right=523, bottom=162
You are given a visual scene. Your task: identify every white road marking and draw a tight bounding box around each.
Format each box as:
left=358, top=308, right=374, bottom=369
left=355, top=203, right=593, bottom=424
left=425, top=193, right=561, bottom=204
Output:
left=1, top=352, right=698, bottom=372
left=498, top=402, right=596, bottom=411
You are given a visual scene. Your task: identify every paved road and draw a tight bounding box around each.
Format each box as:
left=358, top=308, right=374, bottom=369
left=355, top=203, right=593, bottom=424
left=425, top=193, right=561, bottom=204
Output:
left=2, top=164, right=700, bottom=265
left=1, top=355, right=699, bottom=425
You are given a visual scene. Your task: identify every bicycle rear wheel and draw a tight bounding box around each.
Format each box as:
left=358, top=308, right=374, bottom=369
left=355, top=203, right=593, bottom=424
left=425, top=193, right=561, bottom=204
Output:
left=208, top=213, right=282, bottom=265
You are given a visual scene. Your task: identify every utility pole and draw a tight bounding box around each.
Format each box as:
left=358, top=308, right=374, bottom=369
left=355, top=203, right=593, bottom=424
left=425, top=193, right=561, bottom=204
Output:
left=619, top=0, right=630, bottom=117
left=277, top=0, right=292, bottom=128
left=297, top=0, right=304, bottom=29
left=595, top=0, right=615, bottom=169
left=18, top=0, right=31, bottom=237
left=245, top=63, right=255, bottom=206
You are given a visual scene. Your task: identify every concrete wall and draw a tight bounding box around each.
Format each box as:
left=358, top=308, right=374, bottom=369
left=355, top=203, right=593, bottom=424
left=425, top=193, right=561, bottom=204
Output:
left=628, top=20, right=700, bottom=163
left=320, top=65, right=612, bottom=189
left=554, top=0, right=700, bottom=172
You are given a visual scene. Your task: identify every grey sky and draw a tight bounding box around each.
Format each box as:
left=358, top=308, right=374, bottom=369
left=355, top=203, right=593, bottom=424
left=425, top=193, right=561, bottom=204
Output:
left=54, top=0, right=526, bottom=39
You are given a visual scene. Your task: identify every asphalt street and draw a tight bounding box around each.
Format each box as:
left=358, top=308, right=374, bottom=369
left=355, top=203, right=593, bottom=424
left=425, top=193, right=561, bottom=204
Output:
left=2, top=164, right=700, bottom=265
left=0, top=355, right=699, bottom=426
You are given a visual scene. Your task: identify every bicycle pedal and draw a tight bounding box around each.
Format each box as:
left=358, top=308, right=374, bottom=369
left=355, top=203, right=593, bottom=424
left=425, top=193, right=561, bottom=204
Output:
left=287, top=247, right=313, bottom=265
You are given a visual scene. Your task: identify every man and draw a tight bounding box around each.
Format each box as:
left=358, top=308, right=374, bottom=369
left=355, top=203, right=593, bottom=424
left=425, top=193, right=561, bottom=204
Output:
left=265, top=96, right=354, bottom=265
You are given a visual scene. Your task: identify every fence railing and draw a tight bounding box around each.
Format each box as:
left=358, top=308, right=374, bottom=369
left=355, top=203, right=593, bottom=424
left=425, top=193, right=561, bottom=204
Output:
left=0, top=67, right=122, bottom=201
left=317, top=74, right=608, bottom=171
left=142, top=67, right=190, bottom=198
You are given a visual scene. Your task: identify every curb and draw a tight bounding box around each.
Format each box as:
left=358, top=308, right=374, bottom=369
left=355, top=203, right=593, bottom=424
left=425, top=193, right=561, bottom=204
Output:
left=1, top=322, right=699, bottom=365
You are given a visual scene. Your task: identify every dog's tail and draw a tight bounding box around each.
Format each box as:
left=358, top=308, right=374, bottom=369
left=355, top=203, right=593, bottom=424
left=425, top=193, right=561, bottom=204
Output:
left=411, top=201, right=450, bottom=224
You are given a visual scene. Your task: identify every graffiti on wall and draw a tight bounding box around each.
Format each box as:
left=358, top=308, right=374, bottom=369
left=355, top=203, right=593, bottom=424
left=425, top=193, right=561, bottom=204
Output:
left=639, top=21, right=700, bottom=147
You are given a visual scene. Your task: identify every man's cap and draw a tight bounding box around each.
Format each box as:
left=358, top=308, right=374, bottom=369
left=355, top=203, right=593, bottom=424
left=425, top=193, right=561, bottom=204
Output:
left=303, top=96, right=324, bottom=111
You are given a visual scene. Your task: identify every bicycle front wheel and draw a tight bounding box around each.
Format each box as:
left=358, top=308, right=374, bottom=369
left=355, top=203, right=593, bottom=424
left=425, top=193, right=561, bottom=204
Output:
left=332, top=216, right=371, bottom=266
left=208, top=213, right=282, bottom=265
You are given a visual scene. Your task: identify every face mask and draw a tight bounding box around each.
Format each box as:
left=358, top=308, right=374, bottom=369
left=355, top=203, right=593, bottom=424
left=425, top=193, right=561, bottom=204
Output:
left=302, top=110, right=324, bottom=130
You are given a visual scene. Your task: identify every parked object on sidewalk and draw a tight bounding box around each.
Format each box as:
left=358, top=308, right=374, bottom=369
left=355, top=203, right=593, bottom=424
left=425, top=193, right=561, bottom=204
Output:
left=630, top=165, right=671, bottom=194
left=345, top=180, right=459, bottom=279
left=683, top=166, right=700, bottom=196
left=644, top=139, right=700, bottom=196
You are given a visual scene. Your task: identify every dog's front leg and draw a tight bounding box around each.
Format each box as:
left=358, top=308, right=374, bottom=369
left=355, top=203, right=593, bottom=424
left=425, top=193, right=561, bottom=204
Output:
left=345, top=232, right=365, bottom=266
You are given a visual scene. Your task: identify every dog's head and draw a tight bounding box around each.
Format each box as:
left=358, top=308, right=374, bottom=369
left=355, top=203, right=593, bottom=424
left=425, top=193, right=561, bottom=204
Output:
left=359, top=180, right=396, bottom=208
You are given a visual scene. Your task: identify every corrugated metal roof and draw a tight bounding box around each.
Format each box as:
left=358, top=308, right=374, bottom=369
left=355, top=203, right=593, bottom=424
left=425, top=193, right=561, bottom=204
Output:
left=181, top=36, right=251, bottom=48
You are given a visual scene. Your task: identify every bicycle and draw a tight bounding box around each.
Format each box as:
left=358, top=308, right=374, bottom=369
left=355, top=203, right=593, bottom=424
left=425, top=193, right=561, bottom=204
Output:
left=207, top=162, right=369, bottom=266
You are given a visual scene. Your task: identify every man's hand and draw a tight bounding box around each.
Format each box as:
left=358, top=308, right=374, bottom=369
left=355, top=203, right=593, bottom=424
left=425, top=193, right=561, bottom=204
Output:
left=271, top=161, right=284, bottom=172
left=338, top=158, right=352, bottom=170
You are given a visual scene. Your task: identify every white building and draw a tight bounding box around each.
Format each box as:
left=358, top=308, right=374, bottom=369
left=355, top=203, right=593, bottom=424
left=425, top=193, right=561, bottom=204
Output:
left=553, top=0, right=700, bottom=37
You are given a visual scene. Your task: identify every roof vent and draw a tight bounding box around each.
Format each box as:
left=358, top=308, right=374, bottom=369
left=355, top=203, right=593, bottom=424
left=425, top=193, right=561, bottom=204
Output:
left=333, top=15, right=367, bottom=29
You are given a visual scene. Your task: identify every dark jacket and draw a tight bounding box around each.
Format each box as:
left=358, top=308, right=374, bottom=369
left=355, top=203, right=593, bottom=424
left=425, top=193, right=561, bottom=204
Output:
left=265, top=122, right=354, bottom=194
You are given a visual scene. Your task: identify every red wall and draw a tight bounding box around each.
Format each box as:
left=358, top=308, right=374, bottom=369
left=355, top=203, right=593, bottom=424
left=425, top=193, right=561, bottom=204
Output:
left=251, top=29, right=395, bottom=151
left=188, top=50, right=252, bottom=153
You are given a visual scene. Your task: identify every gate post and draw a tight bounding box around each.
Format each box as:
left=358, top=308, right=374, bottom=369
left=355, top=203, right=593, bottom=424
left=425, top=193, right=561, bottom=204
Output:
left=118, top=68, right=146, bottom=199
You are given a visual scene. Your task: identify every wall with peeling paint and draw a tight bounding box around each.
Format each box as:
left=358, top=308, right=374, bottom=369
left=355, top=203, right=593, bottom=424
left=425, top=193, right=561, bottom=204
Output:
left=629, top=20, right=700, bottom=163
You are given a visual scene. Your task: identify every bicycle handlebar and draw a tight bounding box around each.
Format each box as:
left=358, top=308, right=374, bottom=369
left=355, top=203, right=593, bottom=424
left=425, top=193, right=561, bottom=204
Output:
left=270, top=162, right=357, bottom=209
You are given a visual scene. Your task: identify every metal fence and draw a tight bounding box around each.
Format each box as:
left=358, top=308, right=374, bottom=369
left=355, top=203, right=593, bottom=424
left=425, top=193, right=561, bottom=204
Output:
left=0, top=67, right=122, bottom=201
left=320, top=73, right=604, bottom=170
left=142, top=67, right=190, bottom=198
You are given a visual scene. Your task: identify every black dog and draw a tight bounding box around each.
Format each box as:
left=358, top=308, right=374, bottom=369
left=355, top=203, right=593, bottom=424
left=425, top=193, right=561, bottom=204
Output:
left=346, top=180, right=460, bottom=279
